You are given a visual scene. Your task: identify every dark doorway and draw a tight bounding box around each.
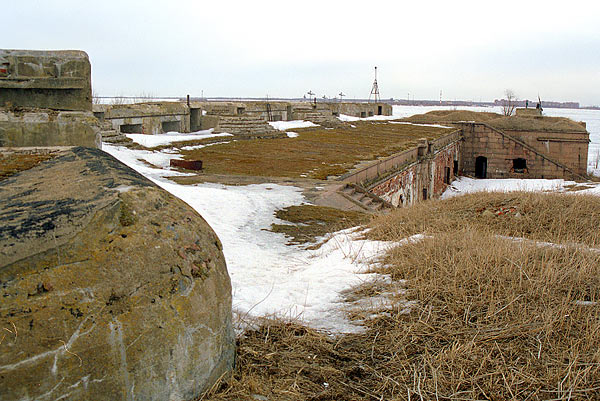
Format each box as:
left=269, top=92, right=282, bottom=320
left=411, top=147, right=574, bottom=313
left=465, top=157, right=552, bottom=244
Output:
left=453, top=160, right=458, bottom=175
left=512, top=158, right=527, bottom=173
left=120, top=123, right=143, bottom=134
left=377, top=105, right=383, bottom=115
left=190, top=108, right=201, bottom=131
left=444, top=167, right=451, bottom=184
left=162, top=121, right=180, bottom=133
left=475, top=156, right=487, bottom=178
left=422, top=188, right=428, bottom=200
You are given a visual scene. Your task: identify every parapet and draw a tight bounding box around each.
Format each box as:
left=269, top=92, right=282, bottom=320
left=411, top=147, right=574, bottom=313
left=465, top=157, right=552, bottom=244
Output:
left=0, top=49, right=92, bottom=111
left=515, top=108, right=542, bottom=117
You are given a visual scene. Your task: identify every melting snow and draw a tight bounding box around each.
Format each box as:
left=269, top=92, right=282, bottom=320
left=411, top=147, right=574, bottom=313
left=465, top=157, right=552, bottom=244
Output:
left=441, top=177, right=577, bottom=199
left=269, top=120, right=318, bottom=131
left=125, top=129, right=232, bottom=148
left=102, top=144, right=402, bottom=333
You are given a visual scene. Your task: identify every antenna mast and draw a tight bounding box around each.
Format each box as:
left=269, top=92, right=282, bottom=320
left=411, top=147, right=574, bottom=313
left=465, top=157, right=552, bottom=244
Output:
left=369, top=66, right=380, bottom=102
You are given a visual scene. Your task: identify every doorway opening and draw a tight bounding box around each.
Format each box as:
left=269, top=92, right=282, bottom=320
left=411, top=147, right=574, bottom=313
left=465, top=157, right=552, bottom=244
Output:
left=475, top=156, right=487, bottom=178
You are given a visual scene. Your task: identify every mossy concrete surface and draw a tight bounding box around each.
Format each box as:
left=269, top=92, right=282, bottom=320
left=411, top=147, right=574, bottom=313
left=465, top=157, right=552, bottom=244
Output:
left=0, top=147, right=234, bottom=400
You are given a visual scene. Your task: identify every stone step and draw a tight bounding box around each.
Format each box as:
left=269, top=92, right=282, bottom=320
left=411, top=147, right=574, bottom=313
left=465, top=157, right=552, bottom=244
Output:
left=100, top=130, right=134, bottom=146
left=337, top=183, right=394, bottom=213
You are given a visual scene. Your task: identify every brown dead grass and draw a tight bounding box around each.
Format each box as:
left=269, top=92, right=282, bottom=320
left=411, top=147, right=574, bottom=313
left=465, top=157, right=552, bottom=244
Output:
left=368, top=191, right=600, bottom=247
left=182, top=121, right=452, bottom=179
left=0, top=153, right=55, bottom=181
left=403, top=110, right=588, bottom=133
left=270, top=205, right=368, bottom=245
left=201, top=192, right=600, bottom=401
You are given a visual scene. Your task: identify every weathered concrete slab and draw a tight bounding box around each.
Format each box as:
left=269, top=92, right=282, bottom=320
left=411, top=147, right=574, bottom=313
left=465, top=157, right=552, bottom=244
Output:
left=0, top=49, right=92, bottom=111
left=0, top=147, right=234, bottom=400
left=94, top=103, right=190, bottom=135
left=0, top=110, right=101, bottom=148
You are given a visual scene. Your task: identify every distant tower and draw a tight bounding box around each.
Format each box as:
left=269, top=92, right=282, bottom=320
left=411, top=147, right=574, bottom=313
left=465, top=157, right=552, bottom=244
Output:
left=369, top=66, right=380, bottom=102
left=439, top=90, right=442, bottom=105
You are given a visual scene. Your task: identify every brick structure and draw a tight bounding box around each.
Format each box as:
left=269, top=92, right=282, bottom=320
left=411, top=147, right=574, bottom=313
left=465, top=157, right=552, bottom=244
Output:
left=342, top=113, right=589, bottom=208
left=346, top=130, right=462, bottom=207
left=458, top=122, right=586, bottom=180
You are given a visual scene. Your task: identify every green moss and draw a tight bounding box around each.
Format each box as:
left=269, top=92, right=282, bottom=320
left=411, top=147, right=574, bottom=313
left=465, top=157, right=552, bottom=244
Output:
left=119, top=202, right=136, bottom=227
left=269, top=205, right=368, bottom=245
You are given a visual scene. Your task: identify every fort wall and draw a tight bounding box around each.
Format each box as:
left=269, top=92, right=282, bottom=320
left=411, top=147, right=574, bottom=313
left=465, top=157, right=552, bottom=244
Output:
left=332, top=102, right=392, bottom=118
left=342, top=130, right=462, bottom=206
left=458, top=122, right=584, bottom=180
left=0, top=49, right=100, bottom=148
left=94, top=102, right=190, bottom=135
left=0, top=49, right=92, bottom=111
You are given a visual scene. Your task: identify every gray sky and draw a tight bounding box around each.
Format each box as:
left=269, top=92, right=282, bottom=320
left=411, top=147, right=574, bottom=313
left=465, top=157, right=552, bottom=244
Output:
left=6, top=0, right=600, bottom=105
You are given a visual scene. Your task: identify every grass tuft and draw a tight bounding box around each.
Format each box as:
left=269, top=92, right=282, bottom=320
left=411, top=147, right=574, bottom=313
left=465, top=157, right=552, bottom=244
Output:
left=269, top=205, right=368, bottom=245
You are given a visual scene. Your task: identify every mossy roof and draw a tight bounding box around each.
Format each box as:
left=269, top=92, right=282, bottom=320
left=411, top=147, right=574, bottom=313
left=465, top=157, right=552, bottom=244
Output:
left=403, top=110, right=587, bottom=133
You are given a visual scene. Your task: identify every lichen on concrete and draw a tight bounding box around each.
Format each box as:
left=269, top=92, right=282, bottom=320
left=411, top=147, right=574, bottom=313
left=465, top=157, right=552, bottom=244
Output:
left=0, top=147, right=234, bottom=401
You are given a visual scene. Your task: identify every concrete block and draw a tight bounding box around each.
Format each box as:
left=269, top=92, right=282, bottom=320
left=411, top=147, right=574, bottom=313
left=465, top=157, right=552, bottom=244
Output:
left=0, top=49, right=92, bottom=111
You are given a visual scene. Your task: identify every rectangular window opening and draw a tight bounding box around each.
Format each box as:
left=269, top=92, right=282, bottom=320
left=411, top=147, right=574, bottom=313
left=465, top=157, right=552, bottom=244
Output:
left=161, top=120, right=181, bottom=133
left=513, top=158, right=527, bottom=173
left=444, top=166, right=451, bottom=184
left=120, top=123, right=143, bottom=134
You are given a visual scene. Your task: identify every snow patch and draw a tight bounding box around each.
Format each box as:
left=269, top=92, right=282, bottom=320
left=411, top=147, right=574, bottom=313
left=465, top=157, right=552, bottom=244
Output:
left=125, top=129, right=232, bottom=148
left=102, top=144, right=408, bottom=333
left=269, top=120, right=318, bottom=131
left=441, top=177, right=576, bottom=199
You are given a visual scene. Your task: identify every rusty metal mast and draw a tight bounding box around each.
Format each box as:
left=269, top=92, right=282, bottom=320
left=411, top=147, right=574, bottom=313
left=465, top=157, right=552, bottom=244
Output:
left=369, top=66, right=380, bottom=102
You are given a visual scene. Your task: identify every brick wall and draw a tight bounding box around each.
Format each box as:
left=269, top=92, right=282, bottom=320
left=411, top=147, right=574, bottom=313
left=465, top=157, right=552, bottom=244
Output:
left=458, top=123, right=580, bottom=180
left=506, top=130, right=589, bottom=176
left=368, top=139, right=460, bottom=207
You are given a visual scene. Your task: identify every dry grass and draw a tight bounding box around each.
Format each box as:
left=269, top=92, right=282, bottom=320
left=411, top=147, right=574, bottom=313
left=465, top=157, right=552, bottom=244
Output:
left=403, top=110, right=587, bottom=133
left=403, top=110, right=502, bottom=124
left=202, top=192, right=600, bottom=401
left=269, top=205, right=368, bottom=245
left=0, top=153, right=55, bottom=181
left=366, top=230, right=600, bottom=399
left=181, top=121, right=451, bottom=179
left=368, top=191, right=600, bottom=247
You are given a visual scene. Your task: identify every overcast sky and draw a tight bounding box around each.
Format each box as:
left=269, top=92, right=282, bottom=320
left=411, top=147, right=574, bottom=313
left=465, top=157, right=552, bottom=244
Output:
left=6, top=0, right=600, bottom=105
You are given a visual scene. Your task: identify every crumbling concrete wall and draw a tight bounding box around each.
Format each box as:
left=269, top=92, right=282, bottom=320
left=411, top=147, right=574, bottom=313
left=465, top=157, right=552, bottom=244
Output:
left=0, top=49, right=99, bottom=148
left=0, top=110, right=100, bottom=148
left=93, top=102, right=190, bottom=135
left=331, top=102, right=392, bottom=118
left=0, top=50, right=92, bottom=111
